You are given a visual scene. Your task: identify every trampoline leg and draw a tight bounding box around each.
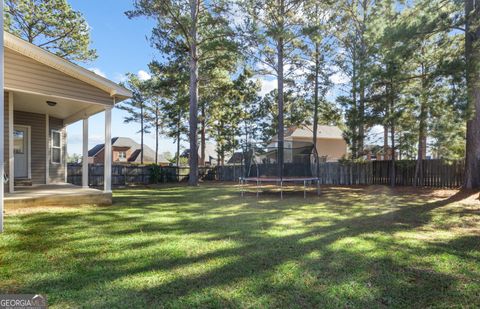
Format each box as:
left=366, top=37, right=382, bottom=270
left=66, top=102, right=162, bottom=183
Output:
left=256, top=180, right=259, bottom=198
left=280, top=181, right=283, bottom=200
left=304, top=180, right=306, bottom=199
left=317, top=179, right=320, bottom=196
left=241, top=179, right=244, bottom=197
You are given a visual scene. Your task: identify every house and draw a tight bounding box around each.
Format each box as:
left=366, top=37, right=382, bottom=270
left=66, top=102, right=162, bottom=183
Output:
left=363, top=145, right=399, bottom=161
left=203, top=142, right=219, bottom=166
left=269, top=125, right=348, bottom=162
left=181, top=142, right=219, bottom=166
left=88, top=137, right=169, bottom=165
left=1, top=31, right=132, bottom=208
left=227, top=152, right=244, bottom=164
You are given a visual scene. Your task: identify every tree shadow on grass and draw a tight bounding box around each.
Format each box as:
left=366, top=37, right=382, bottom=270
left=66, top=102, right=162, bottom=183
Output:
left=1, top=186, right=479, bottom=308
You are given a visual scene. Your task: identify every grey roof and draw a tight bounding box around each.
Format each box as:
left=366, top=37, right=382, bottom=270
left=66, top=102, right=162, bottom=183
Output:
left=88, top=137, right=168, bottom=163
left=227, top=152, right=244, bottom=164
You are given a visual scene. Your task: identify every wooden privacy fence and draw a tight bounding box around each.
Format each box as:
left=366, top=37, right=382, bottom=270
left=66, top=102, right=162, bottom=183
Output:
left=67, top=164, right=217, bottom=187
left=216, top=159, right=465, bottom=188
left=68, top=159, right=465, bottom=188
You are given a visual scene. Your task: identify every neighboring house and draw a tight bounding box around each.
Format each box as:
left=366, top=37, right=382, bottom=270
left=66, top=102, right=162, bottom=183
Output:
left=88, top=137, right=169, bottom=165
left=203, top=142, right=218, bottom=166
left=363, top=145, right=399, bottom=161
left=269, top=125, right=348, bottom=162
left=1, top=31, right=131, bottom=206
left=227, top=152, right=244, bottom=164
left=181, top=142, right=219, bottom=166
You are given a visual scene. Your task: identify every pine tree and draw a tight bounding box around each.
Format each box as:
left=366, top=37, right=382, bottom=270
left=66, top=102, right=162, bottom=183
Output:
left=127, top=0, right=236, bottom=185
left=117, top=73, right=152, bottom=165
left=4, top=0, right=97, bottom=61
left=464, top=0, right=480, bottom=188
left=301, top=0, right=334, bottom=152
left=149, top=58, right=190, bottom=168
left=238, top=0, right=305, bottom=177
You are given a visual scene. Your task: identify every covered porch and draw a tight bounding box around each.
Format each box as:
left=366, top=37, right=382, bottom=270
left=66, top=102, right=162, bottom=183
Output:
left=0, top=32, right=131, bottom=213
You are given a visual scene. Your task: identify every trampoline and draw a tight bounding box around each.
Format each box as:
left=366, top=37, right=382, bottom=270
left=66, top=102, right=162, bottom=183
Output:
left=239, top=142, right=321, bottom=199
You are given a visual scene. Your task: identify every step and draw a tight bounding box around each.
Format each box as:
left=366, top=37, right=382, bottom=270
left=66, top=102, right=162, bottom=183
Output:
left=14, top=178, right=33, bottom=187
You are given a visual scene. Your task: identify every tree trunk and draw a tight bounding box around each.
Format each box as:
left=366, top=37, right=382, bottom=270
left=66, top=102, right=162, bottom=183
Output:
left=313, top=41, right=320, bottom=155
left=277, top=0, right=285, bottom=179
left=383, top=125, right=388, bottom=160
left=188, top=0, right=199, bottom=186
left=176, top=130, right=181, bottom=167
left=200, top=103, right=206, bottom=166
left=140, top=104, right=144, bottom=165
left=351, top=45, right=358, bottom=158
left=155, top=106, right=159, bottom=165
left=358, top=80, right=365, bottom=158
left=244, top=117, right=249, bottom=150
left=464, top=0, right=480, bottom=189
left=389, top=83, right=395, bottom=187
left=390, top=122, right=395, bottom=187
left=358, top=0, right=367, bottom=158
left=414, top=64, right=427, bottom=187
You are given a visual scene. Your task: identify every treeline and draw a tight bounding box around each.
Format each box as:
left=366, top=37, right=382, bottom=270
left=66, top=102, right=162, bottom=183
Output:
left=119, top=0, right=480, bottom=188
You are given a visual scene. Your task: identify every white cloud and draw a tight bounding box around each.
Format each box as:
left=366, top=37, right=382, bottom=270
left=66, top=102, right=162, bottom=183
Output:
left=113, top=73, right=127, bottom=83
left=259, top=78, right=277, bottom=96
left=137, top=70, right=152, bottom=81
left=330, top=71, right=349, bottom=85
left=89, top=67, right=107, bottom=78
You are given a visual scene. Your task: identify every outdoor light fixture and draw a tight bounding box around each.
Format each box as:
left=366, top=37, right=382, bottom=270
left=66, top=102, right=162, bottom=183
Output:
left=46, top=101, right=57, bottom=107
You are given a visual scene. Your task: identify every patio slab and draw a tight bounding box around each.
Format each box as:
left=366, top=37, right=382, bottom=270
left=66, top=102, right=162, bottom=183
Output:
left=5, top=183, right=112, bottom=209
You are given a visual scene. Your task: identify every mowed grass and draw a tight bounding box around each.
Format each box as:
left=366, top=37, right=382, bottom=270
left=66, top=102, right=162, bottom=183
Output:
left=0, top=184, right=479, bottom=308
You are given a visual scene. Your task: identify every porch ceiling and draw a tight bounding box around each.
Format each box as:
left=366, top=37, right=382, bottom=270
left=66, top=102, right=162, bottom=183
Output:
left=13, top=91, right=107, bottom=124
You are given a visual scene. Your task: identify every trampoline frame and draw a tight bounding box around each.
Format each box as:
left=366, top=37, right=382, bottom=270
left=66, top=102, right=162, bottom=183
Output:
left=240, top=176, right=321, bottom=199
left=239, top=142, right=322, bottom=199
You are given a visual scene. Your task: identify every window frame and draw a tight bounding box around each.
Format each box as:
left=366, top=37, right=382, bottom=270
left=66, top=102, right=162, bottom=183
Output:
left=118, top=151, right=127, bottom=161
left=51, top=129, right=62, bottom=164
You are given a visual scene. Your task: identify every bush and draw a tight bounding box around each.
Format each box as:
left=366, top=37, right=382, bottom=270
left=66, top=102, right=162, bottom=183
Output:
left=149, top=164, right=163, bottom=184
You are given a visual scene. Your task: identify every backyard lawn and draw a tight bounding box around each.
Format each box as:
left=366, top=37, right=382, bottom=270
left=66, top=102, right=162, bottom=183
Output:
left=0, top=184, right=479, bottom=308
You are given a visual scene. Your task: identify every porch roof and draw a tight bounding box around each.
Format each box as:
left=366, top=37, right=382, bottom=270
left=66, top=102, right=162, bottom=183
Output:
left=4, top=31, right=133, bottom=124
left=4, top=31, right=132, bottom=100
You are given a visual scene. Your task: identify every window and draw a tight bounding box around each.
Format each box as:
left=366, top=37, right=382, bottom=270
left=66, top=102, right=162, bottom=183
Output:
left=118, top=151, right=127, bottom=161
left=13, top=130, right=25, bottom=154
left=51, top=130, right=62, bottom=164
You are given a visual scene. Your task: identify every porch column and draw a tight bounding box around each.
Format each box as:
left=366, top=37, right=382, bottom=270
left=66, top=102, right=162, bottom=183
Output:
left=8, top=92, right=13, bottom=193
left=45, top=114, right=50, bottom=184
left=104, top=106, right=112, bottom=193
left=1, top=0, right=5, bottom=233
left=82, top=117, right=89, bottom=188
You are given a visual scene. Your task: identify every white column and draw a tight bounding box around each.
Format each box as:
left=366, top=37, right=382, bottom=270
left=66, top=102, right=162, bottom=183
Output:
left=104, top=107, right=112, bottom=193
left=45, top=114, right=49, bottom=184
left=8, top=92, right=13, bottom=193
left=82, top=118, right=89, bottom=188
left=64, top=128, right=68, bottom=183
left=1, top=0, right=5, bottom=233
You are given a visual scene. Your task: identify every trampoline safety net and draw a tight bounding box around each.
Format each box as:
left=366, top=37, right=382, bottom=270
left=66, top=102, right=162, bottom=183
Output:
left=242, top=142, right=320, bottom=180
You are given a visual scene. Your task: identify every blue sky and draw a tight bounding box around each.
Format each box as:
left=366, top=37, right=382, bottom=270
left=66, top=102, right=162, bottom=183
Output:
left=65, top=0, right=369, bottom=156
left=64, top=0, right=289, bottom=157
left=66, top=0, right=175, bottom=156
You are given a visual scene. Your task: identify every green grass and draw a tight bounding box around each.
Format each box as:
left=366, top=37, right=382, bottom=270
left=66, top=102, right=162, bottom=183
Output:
left=0, top=184, right=479, bottom=308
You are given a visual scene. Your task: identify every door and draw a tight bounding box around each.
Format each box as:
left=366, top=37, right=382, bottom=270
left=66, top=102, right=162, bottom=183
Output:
left=14, top=126, right=30, bottom=179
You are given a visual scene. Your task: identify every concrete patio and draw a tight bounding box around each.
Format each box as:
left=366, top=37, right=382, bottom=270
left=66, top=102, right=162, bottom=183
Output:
left=5, top=184, right=112, bottom=209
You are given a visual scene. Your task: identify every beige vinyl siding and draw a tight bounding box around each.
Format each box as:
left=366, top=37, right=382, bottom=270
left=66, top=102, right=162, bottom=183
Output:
left=292, top=136, right=348, bottom=162
left=3, top=92, right=9, bottom=190
left=14, top=111, right=46, bottom=184
left=5, top=48, right=113, bottom=105
left=49, top=117, right=66, bottom=183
